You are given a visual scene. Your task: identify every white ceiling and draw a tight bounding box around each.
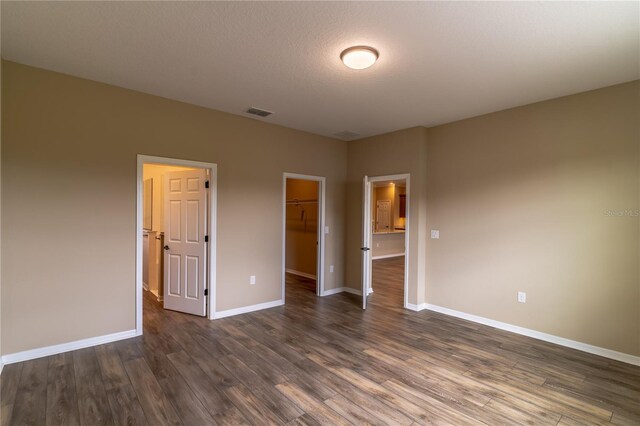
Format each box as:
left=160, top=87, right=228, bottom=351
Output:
left=2, top=1, right=638, bottom=140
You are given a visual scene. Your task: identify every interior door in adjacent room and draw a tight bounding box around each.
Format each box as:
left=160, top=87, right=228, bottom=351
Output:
left=163, top=169, right=208, bottom=316
left=376, top=199, right=391, bottom=232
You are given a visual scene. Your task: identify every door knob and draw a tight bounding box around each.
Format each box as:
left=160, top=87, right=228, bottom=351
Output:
left=163, top=245, right=170, bottom=250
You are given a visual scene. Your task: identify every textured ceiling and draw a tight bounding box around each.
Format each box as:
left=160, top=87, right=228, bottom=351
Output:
left=2, top=1, right=638, bottom=140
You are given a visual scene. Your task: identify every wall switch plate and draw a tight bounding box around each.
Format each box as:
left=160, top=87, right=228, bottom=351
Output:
left=431, top=230, right=440, bottom=239
left=325, top=226, right=329, bottom=234
left=376, top=243, right=380, bottom=247
left=330, top=265, right=334, bottom=273
left=518, top=291, right=526, bottom=303
left=250, top=275, right=256, bottom=285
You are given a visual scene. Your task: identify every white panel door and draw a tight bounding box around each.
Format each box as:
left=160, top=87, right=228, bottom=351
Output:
left=163, top=169, right=207, bottom=316
left=376, top=200, right=391, bottom=232
left=361, top=176, right=372, bottom=310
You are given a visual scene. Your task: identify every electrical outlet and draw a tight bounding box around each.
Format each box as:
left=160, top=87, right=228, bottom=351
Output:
left=330, top=265, right=334, bottom=273
left=517, top=291, right=526, bottom=303
left=376, top=243, right=380, bottom=247
left=325, top=226, right=330, bottom=234
left=431, top=230, right=440, bottom=239
left=250, top=275, right=256, bottom=285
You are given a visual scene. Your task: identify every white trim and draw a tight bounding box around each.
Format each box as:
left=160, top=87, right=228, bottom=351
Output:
left=0, top=362, right=3, bottom=376
left=213, top=299, right=284, bottom=319
left=372, top=253, right=405, bottom=260
left=150, top=289, right=163, bottom=302
left=343, top=287, right=362, bottom=296
left=142, top=281, right=149, bottom=291
left=137, top=155, right=218, bottom=330
left=363, top=174, right=410, bottom=310
left=362, top=176, right=371, bottom=309
left=282, top=173, right=326, bottom=302
left=285, top=269, right=317, bottom=280
left=1, top=329, right=137, bottom=365
left=321, top=287, right=346, bottom=296
left=321, top=286, right=363, bottom=296
left=405, top=302, right=427, bottom=312
left=425, top=304, right=640, bottom=367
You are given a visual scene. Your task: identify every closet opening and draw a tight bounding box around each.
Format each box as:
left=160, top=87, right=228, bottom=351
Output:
left=282, top=173, right=326, bottom=301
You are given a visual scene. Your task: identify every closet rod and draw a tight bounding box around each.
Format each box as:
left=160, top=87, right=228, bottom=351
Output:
left=286, top=199, right=318, bottom=204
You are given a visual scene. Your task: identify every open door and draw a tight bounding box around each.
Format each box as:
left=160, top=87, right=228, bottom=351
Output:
left=163, top=169, right=208, bottom=316
left=361, top=176, right=372, bottom=309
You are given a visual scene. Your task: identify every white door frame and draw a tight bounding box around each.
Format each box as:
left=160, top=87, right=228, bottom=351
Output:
left=282, top=173, right=326, bottom=300
left=136, top=155, right=218, bottom=335
left=362, top=176, right=372, bottom=309
left=364, top=173, right=410, bottom=310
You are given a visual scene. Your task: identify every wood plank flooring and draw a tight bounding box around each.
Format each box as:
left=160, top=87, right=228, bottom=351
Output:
left=2, top=256, right=639, bottom=425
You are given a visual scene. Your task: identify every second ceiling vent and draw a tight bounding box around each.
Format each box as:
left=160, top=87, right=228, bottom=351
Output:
left=246, top=107, right=273, bottom=117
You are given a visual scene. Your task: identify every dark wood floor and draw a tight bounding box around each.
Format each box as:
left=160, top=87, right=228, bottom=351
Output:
left=371, top=256, right=405, bottom=309
left=2, top=256, right=640, bottom=425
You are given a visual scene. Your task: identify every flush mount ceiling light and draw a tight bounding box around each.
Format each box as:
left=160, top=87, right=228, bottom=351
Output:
left=340, top=46, right=379, bottom=70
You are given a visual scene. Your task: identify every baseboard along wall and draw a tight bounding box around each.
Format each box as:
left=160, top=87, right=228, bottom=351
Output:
left=4, top=292, right=636, bottom=369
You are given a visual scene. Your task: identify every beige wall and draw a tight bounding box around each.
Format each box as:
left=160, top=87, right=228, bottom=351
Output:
left=345, top=82, right=639, bottom=357
left=1, top=60, right=637, bottom=360
left=372, top=232, right=405, bottom=258
left=346, top=127, right=429, bottom=306
left=425, top=81, right=640, bottom=356
left=1, top=61, right=347, bottom=355
left=285, top=179, right=319, bottom=276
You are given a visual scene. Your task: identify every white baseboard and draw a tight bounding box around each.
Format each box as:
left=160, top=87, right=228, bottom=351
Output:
left=405, top=302, right=427, bottom=311
left=213, top=299, right=284, bottom=319
left=1, top=329, right=137, bottom=365
left=322, top=287, right=347, bottom=296
left=143, top=281, right=149, bottom=291
left=322, top=287, right=362, bottom=296
left=344, top=287, right=362, bottom=296
left=321, top=286, right=363, bottom=296
left=372, top=253, right=405, bottom=260
left=150, top=289, right=163, bottom=302
left=285, top=269, right=317, bottom=280
left=424, top=304, right=640, bottom=367
left=0, top=361, right=3, bottom=376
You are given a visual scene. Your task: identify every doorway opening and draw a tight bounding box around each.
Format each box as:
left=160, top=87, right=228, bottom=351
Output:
left=136, top=155, right=218, bottom=335
left=361, top=174, right=409, bottom=310
left=282, top=173, right=325, bottom=301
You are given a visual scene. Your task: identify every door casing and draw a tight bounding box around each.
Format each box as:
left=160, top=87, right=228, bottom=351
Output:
left=136, top=155, right=218, bottom=336
left=362, top=173, right=411, bottom=310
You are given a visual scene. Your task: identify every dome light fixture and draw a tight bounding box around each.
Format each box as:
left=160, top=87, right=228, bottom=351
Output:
left=340, top=46, right=379, bottom=70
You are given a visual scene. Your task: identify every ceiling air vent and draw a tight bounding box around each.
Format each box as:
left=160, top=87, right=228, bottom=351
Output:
left=334, top=130, right=360, bottom=140
left=246, top=107, right=273, bottom=117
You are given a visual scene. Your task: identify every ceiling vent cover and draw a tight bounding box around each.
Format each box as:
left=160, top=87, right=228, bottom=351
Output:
left=246, top=107, right=273, bottom=117
left=334, top=130, right=360, bottom=140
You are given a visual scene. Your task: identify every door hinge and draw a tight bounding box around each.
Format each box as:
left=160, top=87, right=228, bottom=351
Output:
left=205, top=180, right=210, bottom=188
left=204, top=235, right=209, bottom=242
left=204, top=289, right=208, bottom=296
